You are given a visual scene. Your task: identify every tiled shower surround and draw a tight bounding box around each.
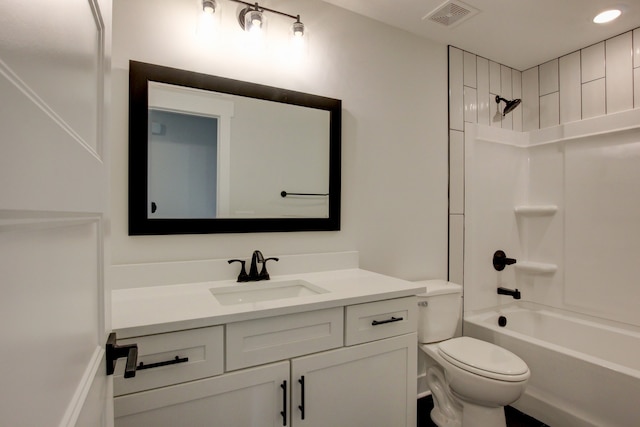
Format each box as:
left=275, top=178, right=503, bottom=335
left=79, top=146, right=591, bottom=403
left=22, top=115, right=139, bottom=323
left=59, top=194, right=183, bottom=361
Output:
left=448, top=27, right=640, bottom=285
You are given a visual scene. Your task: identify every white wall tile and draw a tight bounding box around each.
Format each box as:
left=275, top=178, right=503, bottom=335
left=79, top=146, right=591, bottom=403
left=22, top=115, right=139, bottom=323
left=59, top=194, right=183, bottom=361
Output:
left=634, top=29, right=640, bottom=69
left=449, top=130, right=464, bottom=214
left=559, top=52, right=581, bottom=124
left=582, top=78, right=606, bottom=119
left=522, top=67, right=539, bottom=131
left=448, top=214, right=464, bottom=285
left=581, top=42, right=605, bottom=82
left=606, top=32, right=633, bottom=114
left=477, top=57, right=490, bottom=126
left=489, top=92, right=502, bottom=128
left=464, top=86, right=477, bottom=124
left=500, top=65, right=513, bottom=99
left=539, top=59, right=559, bottom=95
left=464, top=51, right=477, bottom=88
left=500, top=65, right=513, bottom=130
left=540, top=92, right=560, bottom=128
left=489, top=61, right=501, bottom=94
left=449, top=47, right=464, bottom=131
left=512, top=69, right=523, bottom=132
left=635, top=68, right=640, bottom=108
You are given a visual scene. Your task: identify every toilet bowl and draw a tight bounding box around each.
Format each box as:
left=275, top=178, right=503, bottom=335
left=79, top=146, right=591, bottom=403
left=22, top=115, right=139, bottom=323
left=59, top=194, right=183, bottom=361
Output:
left=416, top=280, right=530, bottom=427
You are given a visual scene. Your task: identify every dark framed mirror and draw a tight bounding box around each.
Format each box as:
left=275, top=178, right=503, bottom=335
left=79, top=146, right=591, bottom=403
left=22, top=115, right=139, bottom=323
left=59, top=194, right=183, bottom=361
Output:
left=129, top=61, right=341, bottom=235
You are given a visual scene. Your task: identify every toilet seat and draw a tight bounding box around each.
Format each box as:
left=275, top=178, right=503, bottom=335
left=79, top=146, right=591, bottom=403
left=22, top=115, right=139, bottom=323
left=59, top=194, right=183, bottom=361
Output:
left=438, top=337, right=529, bottom=382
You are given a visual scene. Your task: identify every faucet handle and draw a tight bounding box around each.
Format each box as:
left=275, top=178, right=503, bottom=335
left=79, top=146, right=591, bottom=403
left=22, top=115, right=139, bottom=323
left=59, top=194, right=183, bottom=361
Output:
left=493, top=250, right=517, bottom=271
left=228, top=259, right=250, bottom=282
left=259, top=257, right=279, bottom=280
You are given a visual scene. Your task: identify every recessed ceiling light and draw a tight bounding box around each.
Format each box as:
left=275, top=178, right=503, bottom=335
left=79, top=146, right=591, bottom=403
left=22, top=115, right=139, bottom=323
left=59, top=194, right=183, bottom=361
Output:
left=593, top=9, right=622, bottom=24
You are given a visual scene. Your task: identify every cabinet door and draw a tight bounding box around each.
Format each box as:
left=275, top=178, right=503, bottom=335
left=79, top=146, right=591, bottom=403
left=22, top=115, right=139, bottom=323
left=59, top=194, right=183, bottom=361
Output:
left=291, top=333, right=417, bottom=427
left=115, top=361, right=290, bottom=427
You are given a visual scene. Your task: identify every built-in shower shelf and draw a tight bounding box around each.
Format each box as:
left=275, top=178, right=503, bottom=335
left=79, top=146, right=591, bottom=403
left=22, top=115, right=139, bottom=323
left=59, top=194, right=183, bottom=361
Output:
left=515, top=261, right=558, bottom=274
left=514, top=205, right=558, bottom=216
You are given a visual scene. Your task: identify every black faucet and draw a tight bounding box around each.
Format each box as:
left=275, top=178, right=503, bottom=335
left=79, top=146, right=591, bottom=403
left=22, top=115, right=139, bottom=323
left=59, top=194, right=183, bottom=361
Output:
left=493, top=250, right=517, bottom=271
left=249, top=250, right=265, bottom=280
left=229, top=250, right=279, bottom=282
left=228, top=259, right=250, bottom=282
left=497, top=287, right=521, bottom=299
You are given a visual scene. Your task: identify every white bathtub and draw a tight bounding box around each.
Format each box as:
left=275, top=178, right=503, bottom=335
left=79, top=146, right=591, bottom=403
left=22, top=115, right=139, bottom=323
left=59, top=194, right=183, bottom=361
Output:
left=464, top=304, right=640, bottom=427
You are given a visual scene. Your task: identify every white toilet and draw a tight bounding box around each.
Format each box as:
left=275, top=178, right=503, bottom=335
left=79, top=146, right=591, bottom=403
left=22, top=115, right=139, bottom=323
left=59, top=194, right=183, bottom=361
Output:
left=416, top=280, right=530, bottom=427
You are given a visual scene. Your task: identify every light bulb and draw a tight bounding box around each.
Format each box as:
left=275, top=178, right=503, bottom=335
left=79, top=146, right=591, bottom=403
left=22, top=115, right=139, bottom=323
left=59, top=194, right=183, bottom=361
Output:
left=292, top=21, right=304, bottom=38
left=245, top=9, right=264, bottom=33
left=202, top=0, right=215, bottom=15
left=593, top=9, right=621, bottom=24
left=197, top=0, right=218, bottom=37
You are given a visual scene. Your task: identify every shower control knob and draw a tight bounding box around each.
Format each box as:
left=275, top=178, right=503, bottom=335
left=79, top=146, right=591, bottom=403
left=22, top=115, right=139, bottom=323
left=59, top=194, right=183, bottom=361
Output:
left=493, top=250, right=517, bottom=271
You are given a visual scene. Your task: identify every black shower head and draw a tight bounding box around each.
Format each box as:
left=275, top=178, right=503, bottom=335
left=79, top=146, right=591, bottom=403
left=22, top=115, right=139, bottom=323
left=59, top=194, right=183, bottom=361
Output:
left=495, top=96, right=522, bottom=116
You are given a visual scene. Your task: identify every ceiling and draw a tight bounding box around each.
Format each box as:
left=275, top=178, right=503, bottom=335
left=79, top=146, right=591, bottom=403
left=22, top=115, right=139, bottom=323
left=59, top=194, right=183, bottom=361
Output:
left=320, top=0, right=640, bottom=70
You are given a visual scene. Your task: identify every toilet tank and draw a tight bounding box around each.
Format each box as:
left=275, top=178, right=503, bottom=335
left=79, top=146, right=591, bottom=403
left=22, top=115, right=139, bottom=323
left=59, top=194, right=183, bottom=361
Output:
left=415, top=280, right=462, bottom=343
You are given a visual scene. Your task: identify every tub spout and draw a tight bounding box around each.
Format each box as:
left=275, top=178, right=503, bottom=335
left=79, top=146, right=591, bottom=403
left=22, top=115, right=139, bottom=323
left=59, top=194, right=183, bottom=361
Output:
left=498, top=287, right=521, bottom=299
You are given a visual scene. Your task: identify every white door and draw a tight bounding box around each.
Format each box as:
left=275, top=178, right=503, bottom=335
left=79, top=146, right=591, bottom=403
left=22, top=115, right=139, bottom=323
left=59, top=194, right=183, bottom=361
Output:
left=0, top=0, right=113, bottom=426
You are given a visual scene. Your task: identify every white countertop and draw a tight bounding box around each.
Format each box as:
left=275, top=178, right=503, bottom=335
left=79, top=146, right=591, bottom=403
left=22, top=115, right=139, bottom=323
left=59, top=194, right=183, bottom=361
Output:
left=112, top=268, right=425, bottom=338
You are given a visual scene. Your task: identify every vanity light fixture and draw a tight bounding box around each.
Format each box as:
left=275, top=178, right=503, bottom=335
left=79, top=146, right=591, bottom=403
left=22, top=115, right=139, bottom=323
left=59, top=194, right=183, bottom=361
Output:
left=593, top=9, right=622, bottom=24
left=198, top=0, right=219, bottom=36
left=239, top=4, right=265, bottom=34
left=202, top=0, right=216, bottom=14
left=292, top=16, right=305, bottom=38
left=201, top=0, right=305, bottom=39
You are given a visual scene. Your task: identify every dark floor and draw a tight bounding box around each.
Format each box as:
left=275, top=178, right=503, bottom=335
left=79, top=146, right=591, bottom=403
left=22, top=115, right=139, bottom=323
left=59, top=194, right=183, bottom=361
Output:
left=418, top=396, right=550, bottom=427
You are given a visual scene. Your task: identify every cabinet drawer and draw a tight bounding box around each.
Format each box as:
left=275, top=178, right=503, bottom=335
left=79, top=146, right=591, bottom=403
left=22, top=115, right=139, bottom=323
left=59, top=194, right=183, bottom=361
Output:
left=226, top=307, right=343, bottom=371
left=114, top=326, right=224, bottom=396
left=345, top=296, right=417, bottom=345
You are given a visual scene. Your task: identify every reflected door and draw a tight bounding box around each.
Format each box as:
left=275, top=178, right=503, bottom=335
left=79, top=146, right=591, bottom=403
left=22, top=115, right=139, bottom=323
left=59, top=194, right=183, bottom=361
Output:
left=148, top=109, right=219, bottom=219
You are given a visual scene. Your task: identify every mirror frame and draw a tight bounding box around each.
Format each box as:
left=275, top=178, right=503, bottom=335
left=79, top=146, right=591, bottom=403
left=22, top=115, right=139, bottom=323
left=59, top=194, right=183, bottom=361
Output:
left=129, top=61, right=341, bottom=235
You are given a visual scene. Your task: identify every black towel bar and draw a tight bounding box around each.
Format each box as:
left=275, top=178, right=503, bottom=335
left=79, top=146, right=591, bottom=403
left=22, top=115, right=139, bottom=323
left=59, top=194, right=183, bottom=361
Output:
left=281, top=191, right=329, bottom=197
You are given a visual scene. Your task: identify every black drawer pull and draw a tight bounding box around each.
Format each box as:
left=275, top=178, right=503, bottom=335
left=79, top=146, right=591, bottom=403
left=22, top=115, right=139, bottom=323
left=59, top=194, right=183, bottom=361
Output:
left=280, top=380, right=287, bottom=426
left=371, top=316, right=403, bottom=326
left=298, top=376, right=305, bottom=420
left=137, top=356, right=189, bottom=371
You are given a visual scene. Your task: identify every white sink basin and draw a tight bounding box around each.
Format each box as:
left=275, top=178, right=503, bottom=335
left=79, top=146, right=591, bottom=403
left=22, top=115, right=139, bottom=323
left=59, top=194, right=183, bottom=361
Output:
left=210, top=279, right=329, bottom=306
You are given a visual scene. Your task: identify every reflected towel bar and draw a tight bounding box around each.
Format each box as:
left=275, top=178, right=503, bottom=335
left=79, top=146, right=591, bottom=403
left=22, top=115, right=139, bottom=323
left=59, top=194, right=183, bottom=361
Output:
left=281, top=191, right=329, bottom=197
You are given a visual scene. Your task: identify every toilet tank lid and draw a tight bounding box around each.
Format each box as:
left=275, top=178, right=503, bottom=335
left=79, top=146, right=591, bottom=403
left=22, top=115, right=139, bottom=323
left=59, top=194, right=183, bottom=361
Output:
left=413, top=279, right=462, bottom=297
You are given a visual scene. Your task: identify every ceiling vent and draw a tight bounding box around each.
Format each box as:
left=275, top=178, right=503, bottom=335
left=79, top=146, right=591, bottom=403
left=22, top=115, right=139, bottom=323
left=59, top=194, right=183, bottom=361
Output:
left=423, top=0, right=479, bottom=27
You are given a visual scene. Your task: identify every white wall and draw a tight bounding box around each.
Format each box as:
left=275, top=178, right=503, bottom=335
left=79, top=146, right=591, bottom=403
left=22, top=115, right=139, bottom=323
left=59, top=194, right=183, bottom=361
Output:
left=464, top=112, right=640, bottom=327
left=110, top=0, right=449, bottom=286
left=462, top=126, right=528, bottom=312
left=447, top=47, right=524, bottom=285
left=455, top=27, right=640, bottom=327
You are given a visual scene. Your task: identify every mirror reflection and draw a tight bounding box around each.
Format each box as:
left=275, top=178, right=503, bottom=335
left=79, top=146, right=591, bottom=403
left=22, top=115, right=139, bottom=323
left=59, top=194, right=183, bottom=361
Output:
left=129, top=61, right=341, bottom=234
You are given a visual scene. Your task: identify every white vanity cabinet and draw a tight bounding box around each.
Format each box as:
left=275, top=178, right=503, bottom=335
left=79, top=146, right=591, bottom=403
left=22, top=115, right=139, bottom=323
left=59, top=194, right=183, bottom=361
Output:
left=113, top=296, right=417, bottom=427
left=290, top=333, right=416, bottom=427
